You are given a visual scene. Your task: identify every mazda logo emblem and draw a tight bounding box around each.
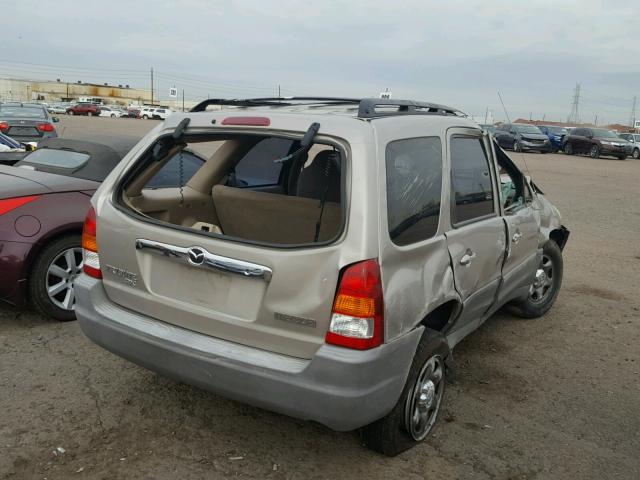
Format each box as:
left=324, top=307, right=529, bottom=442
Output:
left=187, top=247, right=206, bottom=265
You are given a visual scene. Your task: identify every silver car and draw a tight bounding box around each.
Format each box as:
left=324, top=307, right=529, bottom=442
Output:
left=75, top=98, right=569, bottom=455
left=617, top=132, right=640, bottom=159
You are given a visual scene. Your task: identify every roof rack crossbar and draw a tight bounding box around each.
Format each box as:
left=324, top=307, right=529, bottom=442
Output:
left=189, top=97, right=464, bottom=118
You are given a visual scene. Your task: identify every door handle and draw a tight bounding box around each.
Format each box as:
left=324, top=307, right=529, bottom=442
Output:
left=512, top=231, right=523, bottom=244
left=460, top=249, right=476, bottom=266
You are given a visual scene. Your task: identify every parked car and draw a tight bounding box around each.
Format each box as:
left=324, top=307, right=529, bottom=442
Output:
left=66, top=103, right=100, bottom=116
left=562, top=127, right=631, bottom=159
left=122, top=107, right=141, bottom=118
left=74, top=97, right=569, bottom=456
left=538, top=125, right=569, bottom=152
left=617, top=133, right=640, bottom=159
left=47, top=104, right=68, bottom=115
left=0, top=137, right=205, bottom=321
left=493, top=123, right=552, bottom=153
left=98, top=106, right=124, bottom=118
left=152, top=108, right=173, bottom=120
left=139, top=107, right=156, bottom=119
left=0, top=102, right=59, bottom=145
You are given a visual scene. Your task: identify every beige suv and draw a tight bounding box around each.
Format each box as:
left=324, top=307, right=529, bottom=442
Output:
left=76, top=98, right=569, bottom=455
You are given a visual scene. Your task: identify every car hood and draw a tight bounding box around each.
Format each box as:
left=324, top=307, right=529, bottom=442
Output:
left=519, top=133, right=548, bottom=141
left=595, top=137, right=628, bottom=143
left=0, top=165, right=99, bottom=200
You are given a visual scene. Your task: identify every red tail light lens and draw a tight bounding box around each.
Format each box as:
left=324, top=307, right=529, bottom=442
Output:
left=0, top=121, right=8, bottom=132
left=82, top=207, right=102, bottom=278
left=325, top=259, right=384, bottom=350
left=36, top=123, right=55, bottom=132
left=0, top=195, right=40, bottom=216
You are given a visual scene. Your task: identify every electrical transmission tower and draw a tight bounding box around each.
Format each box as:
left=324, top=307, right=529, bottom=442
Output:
left=629, top=96, right=637, bottom=127
left=567, top=83, right=581, bottom=124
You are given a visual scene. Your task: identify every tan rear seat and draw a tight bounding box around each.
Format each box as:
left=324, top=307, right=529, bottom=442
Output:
left=212, top=185, right=341, bottom=244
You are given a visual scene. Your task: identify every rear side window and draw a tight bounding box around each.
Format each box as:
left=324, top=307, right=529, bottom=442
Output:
left=385, top=137, right=443, bottom=245
left=450, top=136, right=495, bottom=224
left=232, top=137, right=293, bottom=187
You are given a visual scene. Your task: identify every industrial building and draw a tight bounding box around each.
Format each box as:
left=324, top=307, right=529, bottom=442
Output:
left=0, top=77, right=152, bottom=105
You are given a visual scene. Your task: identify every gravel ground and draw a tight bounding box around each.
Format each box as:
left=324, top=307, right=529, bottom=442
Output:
left=1, top=116, right=639, bottom=479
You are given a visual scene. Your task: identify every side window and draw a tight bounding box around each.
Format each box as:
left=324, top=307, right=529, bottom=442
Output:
left=385, top=137, right=442, bottom=245
left=232, top=137, right=293, bottom=187
left=145, top=150, right=204, bottom=189
left=450, top=136, right=495, bottom=224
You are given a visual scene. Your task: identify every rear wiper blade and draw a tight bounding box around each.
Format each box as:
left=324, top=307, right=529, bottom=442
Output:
left=273, top=122, right=320, bottom=163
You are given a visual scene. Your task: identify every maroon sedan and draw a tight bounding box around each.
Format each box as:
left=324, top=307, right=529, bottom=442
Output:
left=0, top=137, right=204, bottom=320
left=0, top=138, right=133, bottom=320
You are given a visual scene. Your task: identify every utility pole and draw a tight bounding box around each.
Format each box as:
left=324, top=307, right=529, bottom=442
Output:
left=278, top=84, right=281, bottom=98
left=182, top=89, right=185, bottom=112
left=497, top=91, right=511, bottom=124
left=594, top=114, right=598, bottom=126
left=628, top=96, right=637, bottom=127
left=567, top=83, right=581, bottom=124
left=484, top=106, right=489, bottom=124
left=150, top=67, right=154, bottom=106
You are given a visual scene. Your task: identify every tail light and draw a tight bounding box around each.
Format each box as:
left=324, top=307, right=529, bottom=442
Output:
left=82, top=206, right=102, bottom=279
left=0, top=121, right=8, bottom=132
left=36, top=123, right=55, bottom=132
left=325, top=259, right=384, bottom=350
left=0, top=195, right=40, bottom=216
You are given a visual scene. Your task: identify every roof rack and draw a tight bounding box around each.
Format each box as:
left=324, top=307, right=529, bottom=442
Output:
left=189, top=97, right=464, bottom=119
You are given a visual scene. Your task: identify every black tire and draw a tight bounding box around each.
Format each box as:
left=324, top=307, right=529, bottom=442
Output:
left=360, top=329, right=450, bottom=456
left=589, top=145, right=600, bottom=158
left=564, top=142, right=573, bottom=155
left=68, top=110, right=74, bottom=116
left=617, top=155, right=627, bottom=160
left=510, top=240, right=563, bottom=319
left=633, top=148, right=640, bottom=159
left=28, top=235, right=82, bottom=322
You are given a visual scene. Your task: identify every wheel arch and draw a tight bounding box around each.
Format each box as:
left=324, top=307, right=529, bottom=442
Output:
left=22, top=225, right=83, bottom=283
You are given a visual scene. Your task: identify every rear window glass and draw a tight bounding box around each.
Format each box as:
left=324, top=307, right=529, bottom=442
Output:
left=23, top=149, right=89, bottom=168
left=0, top=106, right=46, bottom=119
left=233, top=137, right=293, bottom=187
left=145, top=150, right=204, bottom=189
left=385, top=137, right=442, bottom=245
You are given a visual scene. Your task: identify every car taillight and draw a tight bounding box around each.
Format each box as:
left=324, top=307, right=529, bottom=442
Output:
left=36, top=123, right=55, bottom=132
left=82, top=206, right=102, bottom=279
left=0, top=121, right=8, bottom=132
left=0, top=195, right=40, bottom=216
left=325, top=259, right=384, bottom=350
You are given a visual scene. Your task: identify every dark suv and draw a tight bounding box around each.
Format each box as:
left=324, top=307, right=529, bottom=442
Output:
left=66, top=103, right=100, bottom=116
left=493, top=123, right=551, bottom=153
left=562, top=128, right=631, bottom=159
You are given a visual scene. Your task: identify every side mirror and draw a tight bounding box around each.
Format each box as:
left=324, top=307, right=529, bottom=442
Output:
left=52, top=117, right=60, bottom=123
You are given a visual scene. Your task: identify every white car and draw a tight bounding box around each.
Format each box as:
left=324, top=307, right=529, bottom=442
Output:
left=99, top=106, right=123, bottom=118
left=139, top=107, right=156, bottom=119
left=152, top=108, right=173, bottom=120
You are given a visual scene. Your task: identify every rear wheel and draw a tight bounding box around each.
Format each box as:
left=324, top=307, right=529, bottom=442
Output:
left=360, top=329, right=449, bottom=456
left=513, top=140, right=521, bottom=152
left=510, top=240, right=563, bottom=319
left=633, top=148, right=640, bottom=159
left=142, top=115, right=149, bottom=119
left=29, top=235, right=83, bottom=322
left=111, top=113, right=116, bottom=118
left=68, top=110, right=74, bottom=116
left=590, top=145, right=600, bottom=158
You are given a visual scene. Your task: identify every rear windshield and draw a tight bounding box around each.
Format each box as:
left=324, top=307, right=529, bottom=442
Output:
left=118, top=132, right=345, bottom=248
left=0, top=105, right=46, bottom=119
left=23, top=149, right=90, bottom=168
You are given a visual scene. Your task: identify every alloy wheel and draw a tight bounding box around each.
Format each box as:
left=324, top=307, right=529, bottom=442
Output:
left=405, top=355, right=445, bottom=441
left=633, top=149, right=639, bottom=159
left=46, top=247, right=83, bottom=311
left=529, top=254, right=554, bottom=304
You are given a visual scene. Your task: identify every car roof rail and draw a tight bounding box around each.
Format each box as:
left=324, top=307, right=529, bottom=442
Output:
left=189, top=97, right=465, bottom=119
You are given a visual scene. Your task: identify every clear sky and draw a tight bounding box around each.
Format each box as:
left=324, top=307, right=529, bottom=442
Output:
left=3, top=0, right=639, bottom=124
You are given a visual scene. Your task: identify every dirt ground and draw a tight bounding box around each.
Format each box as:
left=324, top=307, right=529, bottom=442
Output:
left=1, top=116, right=639, bottom=479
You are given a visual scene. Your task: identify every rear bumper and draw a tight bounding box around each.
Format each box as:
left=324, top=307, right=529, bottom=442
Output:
left=75, top=275, right=422, bottom=431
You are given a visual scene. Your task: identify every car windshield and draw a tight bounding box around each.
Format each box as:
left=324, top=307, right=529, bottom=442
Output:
left=514, top=125, right=542, bottom=134
left=592, top=129, right=619, bottom=139
left=22, top=149, right=90, bottom=169
left=544, top=126, right=568, bottom=135
left=0, top=105, right=46, bottom=119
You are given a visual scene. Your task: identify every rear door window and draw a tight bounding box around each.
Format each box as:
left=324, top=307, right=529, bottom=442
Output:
left=450, top=136, right=495, bottom=225
left=145, top=150, right=204, bottom=189
left=385, top=137, right=443, bottom=245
